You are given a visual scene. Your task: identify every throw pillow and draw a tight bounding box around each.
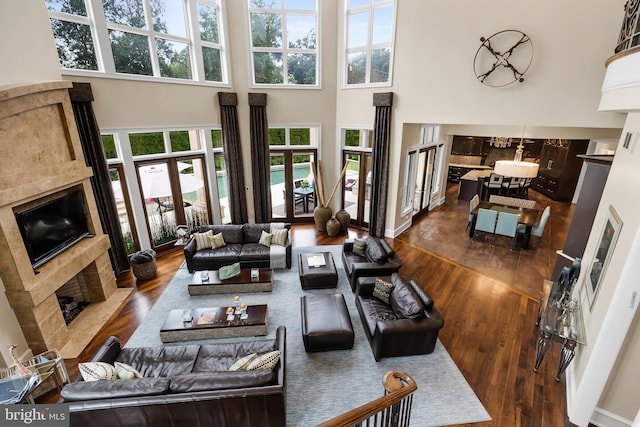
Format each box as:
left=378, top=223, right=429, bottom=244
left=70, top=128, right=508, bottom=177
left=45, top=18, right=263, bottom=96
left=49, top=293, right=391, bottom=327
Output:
left=270, top=228, right=288, bottom=246
left=193, top=230, right=213, bottom=251
left=229, top=353, right=258, bottom=371
left=209, top=232, right=226, bottom=249
left=389, top=275, right=425, bottom=319
left=365, top=237, right=388, bottom=263
left=246, top=350, right=281, bottom=371
left=79, top=362, right=117, bottom=382
left=372, top=278, right=394, bottom=304
left=353, top=238, right=367, bottom=256
left=258, top=230, right=272, bottom=247
left=114, top=361, right=143, bottom=380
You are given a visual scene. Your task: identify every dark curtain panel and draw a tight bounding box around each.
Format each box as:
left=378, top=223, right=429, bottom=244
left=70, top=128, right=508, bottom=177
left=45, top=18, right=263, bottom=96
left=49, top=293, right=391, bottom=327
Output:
left=68, top=82, right=129, bottom=275
left=218, top=92, right=248, bottom=224
left=248, top=93, right=272, bottom=223
left=369, top=92, right=394, bottom=237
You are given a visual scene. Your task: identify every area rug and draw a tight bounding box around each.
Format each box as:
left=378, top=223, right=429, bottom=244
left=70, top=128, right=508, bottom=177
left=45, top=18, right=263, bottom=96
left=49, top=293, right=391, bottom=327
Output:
left=127, top=246, right=491, bottom=427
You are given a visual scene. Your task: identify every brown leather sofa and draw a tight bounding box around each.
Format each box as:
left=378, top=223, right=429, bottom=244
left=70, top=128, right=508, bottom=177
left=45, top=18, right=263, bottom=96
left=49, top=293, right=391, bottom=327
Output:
left=184, top=223, right=291, bottom=273
left=355, top=275, right=444, bottom=361
left=342, top=237, right=402, bottom=291
left=59, top=327, right=286, bottom=427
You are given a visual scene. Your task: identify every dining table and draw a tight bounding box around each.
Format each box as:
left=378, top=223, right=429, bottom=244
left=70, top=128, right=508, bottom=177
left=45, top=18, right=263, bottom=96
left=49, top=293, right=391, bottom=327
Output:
left=469, top=200, right=540, bottom=249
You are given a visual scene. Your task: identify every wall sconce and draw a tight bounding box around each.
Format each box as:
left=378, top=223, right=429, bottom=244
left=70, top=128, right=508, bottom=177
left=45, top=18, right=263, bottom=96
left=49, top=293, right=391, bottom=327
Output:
left=489, top=136, right=512, bottom=148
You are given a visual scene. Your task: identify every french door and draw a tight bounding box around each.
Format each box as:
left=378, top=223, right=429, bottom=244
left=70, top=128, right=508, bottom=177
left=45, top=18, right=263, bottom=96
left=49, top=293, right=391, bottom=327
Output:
left=342, top=151, right=373, bottom=228
left=136, top=155, right=211, bottom=252
left=109, top=164, right=140, bottom=255
left=270, top=150, right=317, bottom=223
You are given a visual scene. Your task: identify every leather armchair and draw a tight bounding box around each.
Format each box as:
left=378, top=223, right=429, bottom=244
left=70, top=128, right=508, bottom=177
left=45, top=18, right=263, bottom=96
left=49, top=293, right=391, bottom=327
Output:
left=355, top=275, right=444, bottom=361
left=342, top=237, right=402, bottom=292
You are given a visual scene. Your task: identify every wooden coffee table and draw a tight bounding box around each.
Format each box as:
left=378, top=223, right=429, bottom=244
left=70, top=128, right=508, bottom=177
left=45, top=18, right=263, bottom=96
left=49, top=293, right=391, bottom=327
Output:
left=188, top=269, right=273, bottom=295
left=159, top=305, right=268, bottom=343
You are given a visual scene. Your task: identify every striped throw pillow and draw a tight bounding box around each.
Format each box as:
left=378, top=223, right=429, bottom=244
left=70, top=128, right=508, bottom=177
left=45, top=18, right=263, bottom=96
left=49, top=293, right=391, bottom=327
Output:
left=193, top=230, right=213, bottom=251
left=209, top=232, right=226, bottom=249
left=271, top=228, right=288, bottom=246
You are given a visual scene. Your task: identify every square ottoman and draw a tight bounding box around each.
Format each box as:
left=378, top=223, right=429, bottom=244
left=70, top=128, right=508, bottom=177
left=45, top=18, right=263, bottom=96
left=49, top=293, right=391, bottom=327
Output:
left=301, top=294, right=354, bottom=352
left=298, top=252, right=338, bottom=290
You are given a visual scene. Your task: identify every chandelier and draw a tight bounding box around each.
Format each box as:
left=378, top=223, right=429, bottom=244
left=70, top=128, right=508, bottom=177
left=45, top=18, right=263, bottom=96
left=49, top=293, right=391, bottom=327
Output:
left=489, top=136, right=512, bottom=148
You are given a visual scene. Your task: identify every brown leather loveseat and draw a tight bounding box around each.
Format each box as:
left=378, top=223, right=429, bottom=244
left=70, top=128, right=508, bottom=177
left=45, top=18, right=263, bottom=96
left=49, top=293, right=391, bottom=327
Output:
left=59, top=327, right=286, bottom=427
left=355, top=274, right=444, bottom=361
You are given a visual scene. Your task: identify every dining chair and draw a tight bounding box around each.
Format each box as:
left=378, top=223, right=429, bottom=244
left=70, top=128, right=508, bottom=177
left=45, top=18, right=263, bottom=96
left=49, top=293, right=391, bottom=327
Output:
left=495, top=212, right=520, bottom=249
left=482, top=173, right=503, bottom=200
left=473, top=208, right=498, bottom=244
left=519, top=177, right=533, bottom=198
left=518, top=205, right=550, bottom=247
left=466, top=194, right=480, bottom=230
left=501, top=177, right=523, bottom=197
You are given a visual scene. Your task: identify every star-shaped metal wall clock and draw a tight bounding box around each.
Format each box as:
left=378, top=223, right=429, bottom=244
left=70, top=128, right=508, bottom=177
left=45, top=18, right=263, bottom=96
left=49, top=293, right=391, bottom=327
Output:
left=473, top=30, right=533, bottom=87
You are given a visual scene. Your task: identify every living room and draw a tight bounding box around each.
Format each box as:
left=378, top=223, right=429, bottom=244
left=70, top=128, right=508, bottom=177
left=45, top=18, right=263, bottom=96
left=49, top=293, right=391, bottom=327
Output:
left=3, top=1, right=640, bottom=426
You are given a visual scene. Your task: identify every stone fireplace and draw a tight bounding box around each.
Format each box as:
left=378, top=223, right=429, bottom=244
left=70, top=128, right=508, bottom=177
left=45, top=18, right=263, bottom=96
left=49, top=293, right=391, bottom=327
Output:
left=0, top=81, right=132, bottom=358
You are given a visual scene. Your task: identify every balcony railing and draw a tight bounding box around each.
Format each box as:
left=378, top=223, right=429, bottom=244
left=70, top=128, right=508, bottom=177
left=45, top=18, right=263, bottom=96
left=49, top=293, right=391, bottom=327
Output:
left=316, top=371, right=417, bottom=427
left=615, top=0, right=640, bottom=54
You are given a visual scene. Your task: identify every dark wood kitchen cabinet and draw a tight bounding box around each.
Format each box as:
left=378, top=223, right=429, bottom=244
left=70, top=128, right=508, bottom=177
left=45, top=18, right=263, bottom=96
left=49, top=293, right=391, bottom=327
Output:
left=531, top=139, right=589, bottom=201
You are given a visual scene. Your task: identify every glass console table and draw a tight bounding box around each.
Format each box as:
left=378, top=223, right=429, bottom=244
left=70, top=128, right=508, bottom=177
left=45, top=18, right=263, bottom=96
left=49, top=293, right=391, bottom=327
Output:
left=534, top=279, right=586, bottom=382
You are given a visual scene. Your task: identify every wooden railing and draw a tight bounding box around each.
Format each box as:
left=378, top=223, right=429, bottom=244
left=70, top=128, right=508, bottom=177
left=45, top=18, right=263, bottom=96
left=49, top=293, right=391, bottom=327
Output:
left=316, top=371, right=417, bottom=427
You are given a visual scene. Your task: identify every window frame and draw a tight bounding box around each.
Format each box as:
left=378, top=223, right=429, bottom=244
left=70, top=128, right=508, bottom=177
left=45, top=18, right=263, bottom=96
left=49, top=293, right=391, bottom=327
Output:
left=342, top=0, right=396, bottom=88
left=247, top=0, right=320, bottom=88
left=46, top=0, right=231, bottom=86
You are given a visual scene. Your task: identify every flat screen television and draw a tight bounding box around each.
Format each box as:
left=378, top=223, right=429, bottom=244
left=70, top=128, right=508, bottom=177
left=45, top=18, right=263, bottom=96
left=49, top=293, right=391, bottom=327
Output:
left=15, top=190, right=91, bottom=269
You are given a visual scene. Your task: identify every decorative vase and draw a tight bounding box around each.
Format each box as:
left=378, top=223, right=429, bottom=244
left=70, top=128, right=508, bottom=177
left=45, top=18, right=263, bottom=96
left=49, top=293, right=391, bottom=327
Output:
left=313, top=206, right=332, bottom=232
left=326, top=217, right=341, bottom=237
left=335, top=209, right=351, bottom=232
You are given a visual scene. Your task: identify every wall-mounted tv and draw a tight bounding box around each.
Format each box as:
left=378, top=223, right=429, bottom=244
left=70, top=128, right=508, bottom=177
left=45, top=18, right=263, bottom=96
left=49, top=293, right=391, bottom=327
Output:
left=15, top=190, right=91, bottom=269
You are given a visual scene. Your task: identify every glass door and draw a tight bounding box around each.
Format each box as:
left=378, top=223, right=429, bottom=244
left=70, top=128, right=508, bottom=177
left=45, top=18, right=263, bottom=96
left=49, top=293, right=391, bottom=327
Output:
left=136, top=156, right=211, bottom=252
left=342, top=151, right=373, bottom=228
left=109, top=164, right=139, bottom=255
left=270, top=151, right=317, bottom=222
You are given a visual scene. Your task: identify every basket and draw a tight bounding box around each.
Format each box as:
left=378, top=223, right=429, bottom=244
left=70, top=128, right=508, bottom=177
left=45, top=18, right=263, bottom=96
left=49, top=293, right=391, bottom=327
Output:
left=131, top=260, right=157, bottom=280
left=129, top=249, right=157, bottom=281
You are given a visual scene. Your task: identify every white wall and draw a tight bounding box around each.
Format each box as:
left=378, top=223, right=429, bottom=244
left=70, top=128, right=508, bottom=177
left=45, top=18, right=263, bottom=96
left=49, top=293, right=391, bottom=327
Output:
left=334, top=0, right=625, bottom=234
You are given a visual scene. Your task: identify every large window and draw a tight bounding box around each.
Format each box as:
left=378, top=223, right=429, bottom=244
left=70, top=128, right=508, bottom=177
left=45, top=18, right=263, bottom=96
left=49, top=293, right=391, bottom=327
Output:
left=248, top=0, right=318, bottom=86
left=46, top=0, right=227, bottom=83
left=345, top=0, right=395, bottom=86
left=104, top=128, right=221, bottom=253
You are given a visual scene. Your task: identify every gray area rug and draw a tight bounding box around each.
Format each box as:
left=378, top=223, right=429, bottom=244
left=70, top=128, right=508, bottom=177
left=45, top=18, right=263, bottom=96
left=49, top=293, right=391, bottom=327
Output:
left=127, top=246, right=491, bottom=426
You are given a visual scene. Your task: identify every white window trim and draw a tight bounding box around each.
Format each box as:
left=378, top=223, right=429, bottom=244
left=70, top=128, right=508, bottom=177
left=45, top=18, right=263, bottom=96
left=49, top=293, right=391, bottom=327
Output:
left=48, top=0, right=231, bottom=86
left=247, top=0, right=320, bottom=88
left=342, top=0, right=395, bottom=88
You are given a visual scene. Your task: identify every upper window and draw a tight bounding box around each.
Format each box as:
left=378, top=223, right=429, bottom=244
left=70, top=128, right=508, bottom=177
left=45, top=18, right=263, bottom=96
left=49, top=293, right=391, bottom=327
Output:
left=269, top=126, right=319, bottom=147
left=345, top=0, right=394, bottom=86
left=46, top=0, right=228, bottom=84
left=248, top=0, right=318, bottom=86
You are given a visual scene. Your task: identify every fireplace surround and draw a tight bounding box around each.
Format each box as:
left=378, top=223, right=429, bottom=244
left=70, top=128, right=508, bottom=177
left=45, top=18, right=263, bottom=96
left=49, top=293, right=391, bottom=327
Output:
left=0, top=81, right=132, bottom=357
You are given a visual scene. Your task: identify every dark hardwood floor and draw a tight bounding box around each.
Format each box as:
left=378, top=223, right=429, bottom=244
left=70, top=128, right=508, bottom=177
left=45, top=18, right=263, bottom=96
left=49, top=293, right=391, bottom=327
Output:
left=39, top=196, right=575, bottom=426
